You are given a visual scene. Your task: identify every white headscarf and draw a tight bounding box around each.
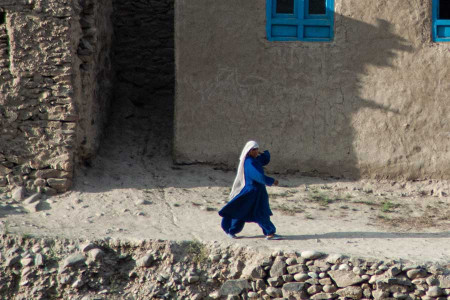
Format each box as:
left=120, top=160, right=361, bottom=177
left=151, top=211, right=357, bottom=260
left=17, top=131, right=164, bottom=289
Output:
left=229, top=140, right=259, bottom=200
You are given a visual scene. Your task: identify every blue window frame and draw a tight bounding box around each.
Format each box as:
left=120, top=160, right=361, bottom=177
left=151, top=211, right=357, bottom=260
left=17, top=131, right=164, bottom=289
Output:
left=266, top=0, right=335, bottom=42
left=433, top=0, right=450, bottom=42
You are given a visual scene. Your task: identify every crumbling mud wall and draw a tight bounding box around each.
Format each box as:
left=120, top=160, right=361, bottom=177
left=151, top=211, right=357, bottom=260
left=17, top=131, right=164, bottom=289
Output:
left=73, top=0, right=114, bottom=164
left=1, top=234, right=449, bottom=299
left=0, top=0, right=175, bottom=195
left=0, top=0, right=113, bottom=194
left=174, top=0, right=450, bottom=180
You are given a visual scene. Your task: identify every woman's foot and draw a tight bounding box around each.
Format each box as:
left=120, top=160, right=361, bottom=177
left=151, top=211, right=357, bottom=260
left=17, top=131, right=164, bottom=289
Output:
left=227, top=233, right=237, bottom=239
left=265, top=234, right=282, bottom=240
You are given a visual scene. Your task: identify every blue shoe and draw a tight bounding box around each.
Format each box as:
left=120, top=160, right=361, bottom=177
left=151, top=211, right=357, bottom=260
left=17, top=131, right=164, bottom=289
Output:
left=227, top=233, right=237, bottom=239
left=265, top=234, right=282, bottom=240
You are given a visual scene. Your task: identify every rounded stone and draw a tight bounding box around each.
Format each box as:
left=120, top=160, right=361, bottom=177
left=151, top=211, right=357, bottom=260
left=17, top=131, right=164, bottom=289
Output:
left=286, top=257, right=297, bottom=266
left=210, top=254, right=221, bottom=262
left=427, top=286, right=444, bottom=297
left=266, top=287, right=282, bottom=298
left=12, top=187, right=25, bottom=201
left=307, top=284, right=322, bottom=294
left=326, top=254, right=345, bottom=264
left=301, top=250, right=323, bottom=260
left=272, top=250, right=283, bottom=257
left=294, top=273, right=309, bottom=282
left=88, top=248, right=104, bottom=262
left=378, top=265, right=389, bottom=271
left=426, top=276, right=439, bottom=286
left=72, top=279, right=84, bottom=288
left=323, top=284, right=337, bottom=293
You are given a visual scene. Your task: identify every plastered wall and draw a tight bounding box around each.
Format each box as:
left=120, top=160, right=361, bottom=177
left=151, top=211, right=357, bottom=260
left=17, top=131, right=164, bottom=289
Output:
left=174, top=0, right=450, bottom=179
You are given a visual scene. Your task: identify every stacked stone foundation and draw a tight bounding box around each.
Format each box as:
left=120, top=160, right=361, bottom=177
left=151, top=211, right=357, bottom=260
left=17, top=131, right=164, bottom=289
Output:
left=0, top=234, right=449, bottom=299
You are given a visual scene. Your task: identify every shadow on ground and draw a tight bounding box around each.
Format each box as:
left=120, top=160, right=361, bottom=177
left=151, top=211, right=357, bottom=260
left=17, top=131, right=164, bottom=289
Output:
left=240, top=231, right=450, bottom=240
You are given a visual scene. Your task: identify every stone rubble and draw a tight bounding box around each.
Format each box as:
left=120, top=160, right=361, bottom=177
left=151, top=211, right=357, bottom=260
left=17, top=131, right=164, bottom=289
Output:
left=0, top=234, right=447, bottom=299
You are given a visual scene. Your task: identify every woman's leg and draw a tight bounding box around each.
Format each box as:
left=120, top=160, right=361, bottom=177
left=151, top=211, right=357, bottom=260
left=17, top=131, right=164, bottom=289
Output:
left=229, top=218, right=245, bottom=235
left=221, top=217, right=232, bottom=233
left=257, top=217, right=276, bottom=236
left=221, top=217, right=245, bottom=234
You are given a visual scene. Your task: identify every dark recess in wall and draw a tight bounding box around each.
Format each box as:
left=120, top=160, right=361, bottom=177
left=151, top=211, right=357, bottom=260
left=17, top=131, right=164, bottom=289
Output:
left=97, top=0, right=175, bottom=163
left=111, top=0, right=175, bottom=108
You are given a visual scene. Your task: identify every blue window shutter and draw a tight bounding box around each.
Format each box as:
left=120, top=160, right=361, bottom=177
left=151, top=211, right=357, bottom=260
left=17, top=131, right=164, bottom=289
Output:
left=433, top=0, right=450, bottom=42
left=268, top=0, right=301, bottom=41
left=302, top=0, right=334, bottom=41
left=267, top=0, right=334, bottom=42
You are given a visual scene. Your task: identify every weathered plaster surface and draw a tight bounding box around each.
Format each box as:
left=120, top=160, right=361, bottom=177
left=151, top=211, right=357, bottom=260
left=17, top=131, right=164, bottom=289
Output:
left=174, top=0, right=450, bottom=179
left=72, top=0, right=113, bottom=163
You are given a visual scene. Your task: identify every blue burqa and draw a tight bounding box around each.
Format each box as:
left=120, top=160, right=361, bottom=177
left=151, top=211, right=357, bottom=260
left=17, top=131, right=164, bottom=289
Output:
left=219, top=151, right=275, bottom=222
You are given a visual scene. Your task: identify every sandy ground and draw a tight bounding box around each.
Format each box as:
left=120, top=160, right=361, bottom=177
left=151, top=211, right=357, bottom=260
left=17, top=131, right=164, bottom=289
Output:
left=1, top=98, right=449, bottom=265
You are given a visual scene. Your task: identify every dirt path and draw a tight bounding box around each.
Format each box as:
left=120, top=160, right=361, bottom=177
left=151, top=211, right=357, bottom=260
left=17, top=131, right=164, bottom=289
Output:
left=1, top=99, right=449, bottom=265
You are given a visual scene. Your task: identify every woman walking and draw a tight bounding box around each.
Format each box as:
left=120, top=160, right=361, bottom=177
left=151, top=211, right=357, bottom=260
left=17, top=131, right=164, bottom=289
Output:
left=219, top=141, right=281, bottom=240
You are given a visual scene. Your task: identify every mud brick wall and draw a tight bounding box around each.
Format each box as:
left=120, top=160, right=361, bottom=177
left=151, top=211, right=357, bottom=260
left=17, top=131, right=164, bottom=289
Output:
left=74, top=0, right=113, bottom=163
left=0, top=0, right=113, bottom=195
left=174, top=0, right=450, bottom=180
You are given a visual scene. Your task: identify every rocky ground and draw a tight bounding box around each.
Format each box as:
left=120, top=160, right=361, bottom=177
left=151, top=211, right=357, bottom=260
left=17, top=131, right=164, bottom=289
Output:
left=1, top=233, right=449, bottom=299
left=0, top=97, right=449, bottom=266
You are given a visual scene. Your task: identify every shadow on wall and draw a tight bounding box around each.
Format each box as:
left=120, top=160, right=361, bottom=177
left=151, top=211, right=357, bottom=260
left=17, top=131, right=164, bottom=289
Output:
left=173, top=8, right=415, bottom=181
left=248, top=14, right=414, bottom=180
left=302, top=15, right=414, bottom=179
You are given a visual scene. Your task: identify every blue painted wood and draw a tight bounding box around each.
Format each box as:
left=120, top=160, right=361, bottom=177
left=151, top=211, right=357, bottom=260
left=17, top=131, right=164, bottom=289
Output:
left=437, top=25, right=450, bottom=37
left=302, top=19, right=331, bottom=26
left=433, top=0, right=450, bottom=42
left=267, top=0, right=273, bottom=40
left=298, top=0, right=305, bottom=39
left=267, top=0, right=334, bottom=41
left=304, top=25, right=330, bottom=38
left=271, top=18, right=300, bottom=25
left=272, top=25, right=298, bottom=37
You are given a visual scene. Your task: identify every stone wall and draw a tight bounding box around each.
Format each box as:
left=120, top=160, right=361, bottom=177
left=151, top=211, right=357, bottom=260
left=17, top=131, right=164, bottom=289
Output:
left=0, top=0, right=175, bottom=194
left=174, top=0, right=450, bottom=180
left=1, top=234, right=449, bottom=299
left=0, top=0, right=113, bottom=194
